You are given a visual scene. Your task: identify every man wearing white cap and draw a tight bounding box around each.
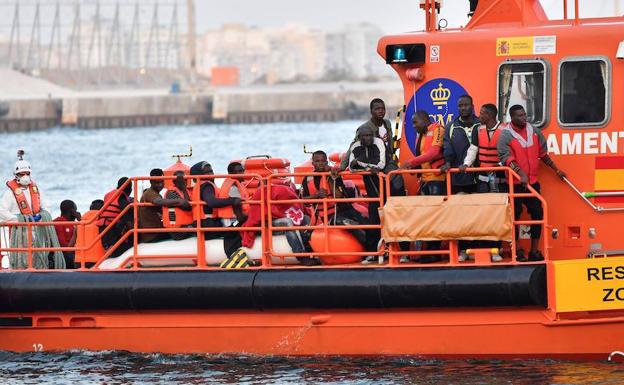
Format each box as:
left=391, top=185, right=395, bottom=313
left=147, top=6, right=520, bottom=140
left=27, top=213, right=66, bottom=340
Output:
left=0, top=151, right=64, bottom=270
left=0, top=151, right=47, bottom=223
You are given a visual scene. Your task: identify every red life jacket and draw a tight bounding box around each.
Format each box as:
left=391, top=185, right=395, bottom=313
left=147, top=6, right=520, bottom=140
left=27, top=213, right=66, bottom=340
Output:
left=217, top=178, right=249, bottom=219
left=503, top=123, right=543, bottom=184
left=162, top=186, right=194, bottom=228
left=477, top=123, right=502, bottom=168
left=97, top=189, right=129, bottom=227
left=6, top=179, right=41, bottom=216
left=305, top=176, right=336, bottom=222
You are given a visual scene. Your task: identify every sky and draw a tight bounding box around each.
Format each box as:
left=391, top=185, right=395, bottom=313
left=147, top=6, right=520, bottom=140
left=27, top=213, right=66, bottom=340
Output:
left=194, top=0, right=623, bottom=34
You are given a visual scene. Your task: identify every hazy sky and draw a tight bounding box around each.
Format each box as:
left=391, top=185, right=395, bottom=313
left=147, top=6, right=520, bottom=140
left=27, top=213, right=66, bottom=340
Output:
left=195, top=0, right=430, bottom=33
left=194, top=0, right=622, bottom=34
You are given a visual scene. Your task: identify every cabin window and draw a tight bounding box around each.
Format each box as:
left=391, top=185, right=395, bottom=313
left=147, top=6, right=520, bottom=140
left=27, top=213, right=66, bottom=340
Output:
left=558, top=57, right=610, bottom=127
left=498, top=60, right=548, bottom=127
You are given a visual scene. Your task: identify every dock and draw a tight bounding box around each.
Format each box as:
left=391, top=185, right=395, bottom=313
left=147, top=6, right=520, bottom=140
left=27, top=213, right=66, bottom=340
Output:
left=0, top=69, right=403, bottom=132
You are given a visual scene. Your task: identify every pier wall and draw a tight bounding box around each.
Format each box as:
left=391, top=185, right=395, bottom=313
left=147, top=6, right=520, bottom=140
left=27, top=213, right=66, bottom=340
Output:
left=1, top=81, right=404, bottom=132
left=0, top=99, right=61, bottom=133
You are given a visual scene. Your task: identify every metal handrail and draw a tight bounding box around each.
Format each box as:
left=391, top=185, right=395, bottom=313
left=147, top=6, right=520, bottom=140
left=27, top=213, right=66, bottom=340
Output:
left=385, top=166, right=549, bottom=264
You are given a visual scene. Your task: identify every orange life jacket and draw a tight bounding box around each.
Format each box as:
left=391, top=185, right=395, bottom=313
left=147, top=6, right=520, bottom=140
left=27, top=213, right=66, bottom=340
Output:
left=96, top=189, right=129, bottom=227
left=191, top=180, right=220, bottom=221
left=218, top=178, right=249, bottom=218
left=6, top=179, right=41, bottom=216
left=305, top=176, right=336, bottom=222
left=420, top=122, right=446, bottom=170
left=75, top=210, right=105, bottom=264
left=477, top=123, right=502, bottom=168
left=162, top=186, right=194, bottom=228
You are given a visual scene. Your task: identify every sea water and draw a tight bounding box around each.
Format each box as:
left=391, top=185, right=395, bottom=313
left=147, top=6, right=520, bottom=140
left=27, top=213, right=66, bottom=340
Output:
left=1, top=122, right=623, bottom=384
left=0, top=121, right=358, bottom=214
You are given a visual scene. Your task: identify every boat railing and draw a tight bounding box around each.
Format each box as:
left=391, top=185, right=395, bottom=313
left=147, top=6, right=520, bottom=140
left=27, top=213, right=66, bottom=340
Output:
left=94, top=173, right=268, bottom=270
left=385, top=166, right=549, bottom=264
left=0, top=167, right=549, bottom=271
left=265, top=171, right=386, bottom=265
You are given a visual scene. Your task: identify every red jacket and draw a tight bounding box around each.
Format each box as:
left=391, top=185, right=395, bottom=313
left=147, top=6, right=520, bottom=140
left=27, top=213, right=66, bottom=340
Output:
left=498, top=122, right=547, bottom=184
left=241, top=185, right=308, bottom=248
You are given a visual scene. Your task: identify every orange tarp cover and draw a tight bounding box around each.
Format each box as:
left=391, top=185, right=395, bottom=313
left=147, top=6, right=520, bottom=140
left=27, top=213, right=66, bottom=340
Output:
left=381, top=193, right=512, bottom=242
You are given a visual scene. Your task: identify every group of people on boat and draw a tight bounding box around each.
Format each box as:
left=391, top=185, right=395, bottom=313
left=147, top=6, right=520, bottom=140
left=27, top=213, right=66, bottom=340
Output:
left=398, top=95, right=567, bottom=262
left=0, top=94, right=567, bottom=269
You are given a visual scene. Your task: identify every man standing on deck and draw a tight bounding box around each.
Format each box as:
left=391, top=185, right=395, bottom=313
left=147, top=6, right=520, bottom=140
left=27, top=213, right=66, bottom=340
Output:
left=461, top=103, right=506, bottom=262
left=339, top=98, right=405, bottom=196
left=440, top=94, right=480, bottom=261
left=498, top=105, right=566, bottom=262
left=0, top=153, right=47, bottom=224
left=400, top=110, right=446, bottom=263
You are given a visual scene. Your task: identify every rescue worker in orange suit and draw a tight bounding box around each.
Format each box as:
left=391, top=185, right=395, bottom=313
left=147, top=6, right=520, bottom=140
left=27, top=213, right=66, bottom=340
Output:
left=460, top=103, right=505, bottom=262
left=97, top=177, right=134, bottom=258
left=163, top=170, right=194, bottom=240
left=498, top=104, right=566, bottom=262
left=190, top=161, right=244, bottom=258
left=400, top=110, right=446, bottom=263
left=138, top=168, right=190, bottom=243
left=302, top=150, right=377, bottom=253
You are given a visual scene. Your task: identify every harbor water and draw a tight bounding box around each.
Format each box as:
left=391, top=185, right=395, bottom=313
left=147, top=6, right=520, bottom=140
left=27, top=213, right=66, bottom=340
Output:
left=0, top=121, right=357, bottom=215
left=0, top=351, right=623, bottom=384
left=1, top=122, right=623, bottom=384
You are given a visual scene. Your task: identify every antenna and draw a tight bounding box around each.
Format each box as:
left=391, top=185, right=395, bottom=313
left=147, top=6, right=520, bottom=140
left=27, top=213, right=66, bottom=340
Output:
left=303, top=144, right=313, bottom=154
left=17, top=150, right=24, bottom=160
left=172, top=146, right=192, bottom=162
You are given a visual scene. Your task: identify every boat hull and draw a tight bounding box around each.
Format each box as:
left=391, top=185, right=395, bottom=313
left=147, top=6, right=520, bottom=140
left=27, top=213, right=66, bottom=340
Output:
left=1, top=308, right=623, bottom=360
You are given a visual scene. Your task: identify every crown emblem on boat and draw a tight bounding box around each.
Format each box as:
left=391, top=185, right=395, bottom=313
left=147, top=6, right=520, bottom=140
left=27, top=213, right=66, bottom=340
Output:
left=430, top=82, right=451, bottom=110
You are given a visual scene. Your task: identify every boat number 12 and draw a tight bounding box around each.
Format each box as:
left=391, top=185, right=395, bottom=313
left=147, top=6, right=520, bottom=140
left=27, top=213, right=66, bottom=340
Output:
left=32, top=343, right=44, bottom=352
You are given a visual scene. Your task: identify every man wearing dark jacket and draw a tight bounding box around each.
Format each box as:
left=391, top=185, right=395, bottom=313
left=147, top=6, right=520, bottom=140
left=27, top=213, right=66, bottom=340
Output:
left=340, top=98, right=404, bottom=196
left=441, top=94, right=480, bottom=193
left=441, top=94, right=480, bottom=261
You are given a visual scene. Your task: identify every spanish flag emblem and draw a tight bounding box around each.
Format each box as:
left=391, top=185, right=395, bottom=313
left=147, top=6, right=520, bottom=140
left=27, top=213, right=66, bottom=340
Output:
left=593, top=156, right=624, bottom=203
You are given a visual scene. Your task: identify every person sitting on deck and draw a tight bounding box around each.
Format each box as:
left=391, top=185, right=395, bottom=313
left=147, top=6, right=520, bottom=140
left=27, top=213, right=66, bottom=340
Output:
left=302, top=150, right=377, bottom=254
left=243, top=181, right=317, bottom=265
left=220, top=161, right=249, bottom=227
left=53, top=200, right=82, bottom=269
left=345, top=126, right=385, bottom=264
left=497, top=105, right=567, bottom=262
left=138, top=168, right=191, bottom=243
left=97, top=177, right=134, bottom=259
left=190, top=161, right=244, bottom=259
left=162, top=170, right=194, bottom=240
